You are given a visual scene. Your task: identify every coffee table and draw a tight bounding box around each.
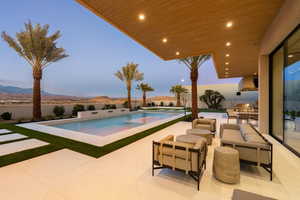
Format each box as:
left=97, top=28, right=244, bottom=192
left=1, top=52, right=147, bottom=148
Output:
left=186, top=129, right=213, bottom=145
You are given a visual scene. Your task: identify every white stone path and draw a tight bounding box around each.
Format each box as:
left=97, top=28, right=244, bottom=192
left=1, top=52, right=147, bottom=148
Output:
left=0, top=133, right=28, bottom=143
left=0, top=139, right=49, bottom=156
left=0, top=129, right=49, bottom=156
left=0, top=129, right=11, bottom=134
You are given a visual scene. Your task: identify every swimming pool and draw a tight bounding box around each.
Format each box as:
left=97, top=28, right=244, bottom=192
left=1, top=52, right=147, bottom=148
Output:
left=51, top=112, right=179, bottom=136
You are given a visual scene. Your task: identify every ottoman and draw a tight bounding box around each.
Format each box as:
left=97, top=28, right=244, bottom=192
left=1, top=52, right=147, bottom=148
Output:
left=213, top=146, right=240, bottom=184
left=186, top=129, right=213, bottom=145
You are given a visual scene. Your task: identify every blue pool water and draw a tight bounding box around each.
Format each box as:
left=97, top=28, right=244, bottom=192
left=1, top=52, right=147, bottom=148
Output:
left=52, top=112, right=179, bottom=136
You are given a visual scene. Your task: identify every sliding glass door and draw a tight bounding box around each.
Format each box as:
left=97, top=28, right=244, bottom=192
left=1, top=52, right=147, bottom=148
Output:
left=270, top=25, right=300, bottom=156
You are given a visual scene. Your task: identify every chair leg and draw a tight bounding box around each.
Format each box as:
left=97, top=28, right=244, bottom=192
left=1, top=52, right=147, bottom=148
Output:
left=152, top=164, right=154, bottom=176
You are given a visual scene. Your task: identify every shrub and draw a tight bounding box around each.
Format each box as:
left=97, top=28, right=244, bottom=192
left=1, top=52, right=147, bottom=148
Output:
left=290, top=110, right=296, bottom=120
left=87, top=105, right=96, bottom=111
left=160, top=101, right=164, bottom=106
left=1, top=112, right=12, bottom=120
left=147, top=103, right=152, bottom=107
left=72, top=104, right=85, bottom=116
left=103, top=104, right=117, bottom=110
left=123, top=101, right=128, bottom=108
left=297, top=111, right=300, bottom=117
left=53, top=106, right=65, bottom=117
left=169, top=102, right=174, bottom=107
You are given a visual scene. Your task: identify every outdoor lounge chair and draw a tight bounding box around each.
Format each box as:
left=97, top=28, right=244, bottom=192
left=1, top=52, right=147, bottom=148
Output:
left=192, top=118, right=216, bottom=132
left=226, top=109, right=238, bottom=123
left=152, top=135, right=207, bottom=190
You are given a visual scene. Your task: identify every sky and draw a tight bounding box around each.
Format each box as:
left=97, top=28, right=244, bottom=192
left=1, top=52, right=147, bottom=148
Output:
left=0, top=0, right=241, bottom=98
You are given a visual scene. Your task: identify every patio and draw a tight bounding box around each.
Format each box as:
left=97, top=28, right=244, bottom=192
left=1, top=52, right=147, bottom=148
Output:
left=0, top=113, right=299, bottom=200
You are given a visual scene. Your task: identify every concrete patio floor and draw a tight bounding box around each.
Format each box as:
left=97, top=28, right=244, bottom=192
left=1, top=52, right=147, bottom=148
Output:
left=0, top=113, right=299, bottom=200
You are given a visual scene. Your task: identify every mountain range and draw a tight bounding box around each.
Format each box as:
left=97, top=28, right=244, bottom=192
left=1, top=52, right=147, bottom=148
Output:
left=0, top=85, right=54, bottom=96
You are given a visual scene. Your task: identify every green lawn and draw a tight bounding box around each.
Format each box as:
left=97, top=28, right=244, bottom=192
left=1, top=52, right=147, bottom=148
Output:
left=0, top=115, right=189, bottom=167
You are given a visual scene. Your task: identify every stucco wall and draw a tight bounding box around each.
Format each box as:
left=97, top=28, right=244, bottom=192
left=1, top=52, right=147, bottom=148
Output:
left=0, top=103, right=123, bottom=119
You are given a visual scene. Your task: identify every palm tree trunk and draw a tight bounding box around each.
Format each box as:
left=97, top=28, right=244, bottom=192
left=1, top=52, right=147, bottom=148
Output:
left=143, top=91, right=146, bottom=107
left=190, top=66, right=198, bottom=120
left=127, top=85, right=132, bottom=111
left=32, top=68, right=42, bottom=121
left=176, top=93, right=181, bottom=107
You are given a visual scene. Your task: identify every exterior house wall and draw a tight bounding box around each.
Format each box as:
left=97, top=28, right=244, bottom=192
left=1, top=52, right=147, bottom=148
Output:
left=258, top=0, right=300, bottom=135
left=183, top=84, right=258, bottom=109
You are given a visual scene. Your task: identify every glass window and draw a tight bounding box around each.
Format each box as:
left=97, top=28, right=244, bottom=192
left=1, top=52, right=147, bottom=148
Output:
left=284, top=28, right=300, bottom=153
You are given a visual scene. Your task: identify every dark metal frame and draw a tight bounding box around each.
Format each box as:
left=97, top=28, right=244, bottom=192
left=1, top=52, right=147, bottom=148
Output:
left=221, top=124, right=273, bottom=180
left=269, top=24, right=300, bottom=158
left=152, top=141, right=207, bottom=191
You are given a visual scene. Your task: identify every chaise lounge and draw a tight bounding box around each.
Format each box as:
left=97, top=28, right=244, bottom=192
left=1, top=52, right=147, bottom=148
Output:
left=220, top=123, right=273, bottom=180
left=152, top=135, right=207, bottom=190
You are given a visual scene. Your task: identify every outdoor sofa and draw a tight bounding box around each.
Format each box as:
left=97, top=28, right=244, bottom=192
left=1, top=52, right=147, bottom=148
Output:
left=152, top=135, right=207, bottom=190
left=220, top=123, right=273, bottom=180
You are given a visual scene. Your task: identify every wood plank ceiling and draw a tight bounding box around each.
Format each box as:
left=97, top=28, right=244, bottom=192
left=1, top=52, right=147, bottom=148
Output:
left=76, top=0, right=285, bottom=78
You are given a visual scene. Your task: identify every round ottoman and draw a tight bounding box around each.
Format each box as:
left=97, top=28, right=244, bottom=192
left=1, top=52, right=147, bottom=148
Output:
left=186, top=129, right=213, bottom=145
left=213, top=146, right=240, bottom=184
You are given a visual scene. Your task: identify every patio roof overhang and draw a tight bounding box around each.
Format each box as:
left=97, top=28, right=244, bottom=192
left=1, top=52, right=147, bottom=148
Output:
left=76, top=0, right=285, bottom=78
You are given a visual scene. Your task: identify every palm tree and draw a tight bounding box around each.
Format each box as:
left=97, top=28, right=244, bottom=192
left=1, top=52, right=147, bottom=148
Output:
left=115, top=63, right=144, bottom=110
left=178, top=56, right=210, bottom=120
left=137, top=83, right=154, bottom=107
left=1, top=21, right=68, bottom=120
left=170, top=85, right=188, bottom=107
left=200, top=90, right=225, bottom=109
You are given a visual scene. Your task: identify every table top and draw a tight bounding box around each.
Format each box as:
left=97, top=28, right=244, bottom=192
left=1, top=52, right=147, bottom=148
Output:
left=176, top=134, right=205, bottom=144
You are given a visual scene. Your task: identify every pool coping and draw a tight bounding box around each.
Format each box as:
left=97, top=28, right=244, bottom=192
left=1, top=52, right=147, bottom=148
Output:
left=17, top=112, right=184, bottom=147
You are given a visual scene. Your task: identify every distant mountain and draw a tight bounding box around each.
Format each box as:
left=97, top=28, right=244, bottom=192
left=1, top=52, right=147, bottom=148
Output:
left=0, top=85, right=54, bottom=96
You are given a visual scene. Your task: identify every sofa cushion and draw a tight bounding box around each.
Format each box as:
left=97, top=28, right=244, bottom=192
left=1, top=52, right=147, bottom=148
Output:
left=221, top=129, right=247, bottom=147
left=239, top=124, right=255, bottom=140
left=194, top=124, right=211, bottom=130
left=161, top=140, right=194, bottom=159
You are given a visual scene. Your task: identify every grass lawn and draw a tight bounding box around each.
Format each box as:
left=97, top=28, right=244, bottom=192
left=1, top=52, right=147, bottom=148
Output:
left=0, top=115, right=189, bottom=167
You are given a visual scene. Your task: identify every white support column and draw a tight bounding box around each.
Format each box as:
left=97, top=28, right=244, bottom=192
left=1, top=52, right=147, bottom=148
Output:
left=258, top=55, right=269, bottom=135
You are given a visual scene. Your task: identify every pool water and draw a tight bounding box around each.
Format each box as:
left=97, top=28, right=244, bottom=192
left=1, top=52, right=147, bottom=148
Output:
left=52, top=112, right=179, bottom=136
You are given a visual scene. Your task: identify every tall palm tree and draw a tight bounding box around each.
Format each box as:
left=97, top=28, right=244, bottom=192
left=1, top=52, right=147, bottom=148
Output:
left=170, top=85, right=188, bottom=107
left=1, top=21, right=68, bottom=120
left=137, top=83, right=154, bottom=107
left=178, top=56, right=210, bottom=120
left=115, top=63, right=144, bottom=110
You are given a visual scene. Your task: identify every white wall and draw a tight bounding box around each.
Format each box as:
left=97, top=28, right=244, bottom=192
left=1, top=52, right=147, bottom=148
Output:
left=0, top=103, right=123, bottom=119
left=183, top=84, right=258, bottom=108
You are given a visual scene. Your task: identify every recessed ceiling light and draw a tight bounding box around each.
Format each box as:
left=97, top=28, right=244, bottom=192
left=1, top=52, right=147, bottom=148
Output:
left=226, top=54, right=230, bottom=57
left=225, top=68, right=229, bottom=71
left=225, top=62, right=229, bottom=65
left=288, top=54, right=294, bottom=58
left=138, top=14, right=145, bottom=21
left=226, top=42, right=231, bottom=46
left=162, top=38, right=168, bottom=43
left=176, top=51, right=180, bottom=55
left=226, top=21, right=233, bottom=28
